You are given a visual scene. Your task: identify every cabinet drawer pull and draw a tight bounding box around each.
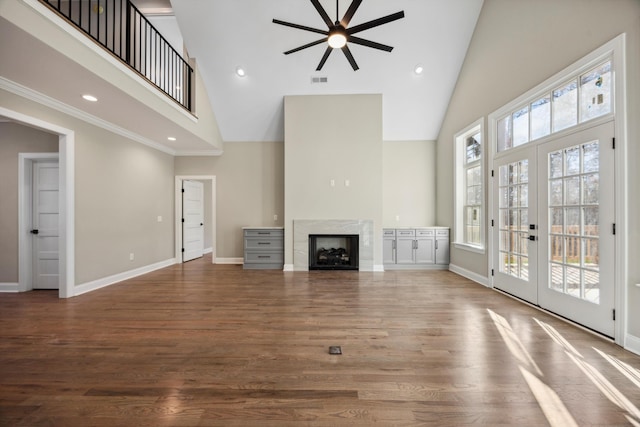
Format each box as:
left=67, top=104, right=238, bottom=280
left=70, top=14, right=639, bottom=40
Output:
left=258, top=255, right=271, bottom=259
left=258, top=232, right=270, bottom=235
left=257, top=242, right=271, bottom=245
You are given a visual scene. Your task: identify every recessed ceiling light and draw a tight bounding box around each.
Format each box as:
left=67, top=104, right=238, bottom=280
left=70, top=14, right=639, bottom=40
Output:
left=167, top=137, right=177, bottom=141
left=82, top=94, right=98, bottom=102
left=236, top=66, right=246, bottom=77
left=414, top=64, right=424, bottom=75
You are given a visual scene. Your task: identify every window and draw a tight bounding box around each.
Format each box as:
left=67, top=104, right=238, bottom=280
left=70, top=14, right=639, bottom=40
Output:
left=455, top=120, right=484, bottom=251
left=496, top=60, right=612, bottom=152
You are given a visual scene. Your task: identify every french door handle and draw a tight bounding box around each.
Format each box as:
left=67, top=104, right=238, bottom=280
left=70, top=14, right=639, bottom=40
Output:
left=30, top=229, right=39, bottom=235
left=529, top=235, right=537, bottom=241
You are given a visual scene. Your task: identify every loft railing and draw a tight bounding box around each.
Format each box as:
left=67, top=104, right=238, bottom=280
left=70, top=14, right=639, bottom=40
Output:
left=40, top=0, right=193, bottom=111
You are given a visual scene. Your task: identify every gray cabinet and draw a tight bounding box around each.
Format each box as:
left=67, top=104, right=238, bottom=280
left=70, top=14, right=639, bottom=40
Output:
left=383, top=227, right=449, bottom=270
left=415, top=229, right=435, bottom=264
left=382, top=229, right=396, bottom=264
left=396, top=229, right=416, bottom=264
left=243, top=228, right=284, bottom=270
left=435, top=229, right=450, bottom=265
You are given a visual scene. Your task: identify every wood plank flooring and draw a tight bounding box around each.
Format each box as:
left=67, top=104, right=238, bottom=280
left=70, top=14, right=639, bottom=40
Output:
left=1, top=255, right=639, bottom=426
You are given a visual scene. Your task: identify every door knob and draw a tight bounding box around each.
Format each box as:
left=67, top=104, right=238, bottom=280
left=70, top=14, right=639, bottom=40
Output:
left=30, top=229, right=39, bottom=235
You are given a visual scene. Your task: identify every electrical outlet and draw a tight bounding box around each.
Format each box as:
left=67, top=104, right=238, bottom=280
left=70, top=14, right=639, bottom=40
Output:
left=129, top=253, right=134, bottom=261
left=273, top=214, right=278, bottom=221
left=157, top=216, right=162, bottom=222
left=330, top=179, right=335, bottom=187
left=345, top=179, right=350, bottom=187
left=395, top=215, right=400, bottom=222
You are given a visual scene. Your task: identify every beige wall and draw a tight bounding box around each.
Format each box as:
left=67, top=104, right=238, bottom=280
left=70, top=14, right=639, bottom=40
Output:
left=1, top=90, right=176, bottom=286
left=435, top=0, right=640, bottom=335
left=383, top=140, right=436, bottom=227
left=74, top=124, right=175, bottom=284
left=284, top=94, right=383, bottom=266
left=175, top=141, right=285, bottom=259
left=0, top=122, right=59, bottom=282
left=176, top=137, right=437, bottom=260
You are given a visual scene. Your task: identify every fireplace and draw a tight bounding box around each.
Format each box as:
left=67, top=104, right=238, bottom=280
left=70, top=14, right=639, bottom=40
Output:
left=308, top=234, right=359, bottom=270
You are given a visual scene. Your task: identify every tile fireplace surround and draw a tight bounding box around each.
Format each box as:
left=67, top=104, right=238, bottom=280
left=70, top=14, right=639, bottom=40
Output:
left=292, top=220, right=374, bottom=271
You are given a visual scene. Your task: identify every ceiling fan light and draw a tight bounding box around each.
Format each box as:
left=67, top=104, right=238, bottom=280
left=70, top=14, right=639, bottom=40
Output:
left=414, top=64, right=424, bottom=75
left=328, top=33, right=347, bottom=49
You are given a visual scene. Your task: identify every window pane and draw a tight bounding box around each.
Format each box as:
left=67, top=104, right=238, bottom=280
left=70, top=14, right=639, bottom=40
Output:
left=466, top=133, right=481, bottom=164
left=513, top=106, right=529, bottom=147
left=549, top=151, right=563, bottom=178
left=565, top=177, right=580, bottom=205
left=553, top=80, right=578, bottom=132
left=550, top=179, right=563, bottom=206
left=565, top=146, right=580, bottom=176
left=580, top=61, right=612, bottom=123
left=583, top=207, right=599, bottom=236
left=497, top=116, right=512, bottom=152
left=582, top=173, right=599, bottom=205
left=531, top=96, right=551, bottom=140
left=582, top=141, right=599, bottom=173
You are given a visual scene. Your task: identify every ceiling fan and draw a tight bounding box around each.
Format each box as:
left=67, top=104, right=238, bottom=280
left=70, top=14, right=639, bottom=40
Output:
left=273, top=0, right=405, bottom=71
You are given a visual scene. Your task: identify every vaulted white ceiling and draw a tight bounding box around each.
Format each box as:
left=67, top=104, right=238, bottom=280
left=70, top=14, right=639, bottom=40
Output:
left=169, top=0, right=484, bottom=142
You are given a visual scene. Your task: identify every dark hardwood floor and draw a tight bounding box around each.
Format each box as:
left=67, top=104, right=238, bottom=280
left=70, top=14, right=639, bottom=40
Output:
left=1, top=255, right=639, bottom=426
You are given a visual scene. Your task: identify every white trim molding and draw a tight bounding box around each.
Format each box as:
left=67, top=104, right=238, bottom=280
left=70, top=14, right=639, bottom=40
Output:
left=624, top=334, right=640, bottom=357
left=0, top=283, right=20, bottom=293
left=449, top=263, right=491, bottom=287
left=215, top=258, right=243, bottom=265
left=74, top=258, right=176, bottom=296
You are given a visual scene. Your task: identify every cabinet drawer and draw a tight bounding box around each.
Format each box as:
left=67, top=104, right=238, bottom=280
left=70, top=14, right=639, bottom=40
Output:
left=383, top=229, right=396, bottom=237
left=244, top=229, right=283, bottom=238
left=396, top=229, right=415, bottom=237
left=416, top=229, right=434, bottom=237
left=436, top=229, right=449, bottom=236
left=244, top=252, right=284, bottom=263
left=245, top=238, right=283, bottom=250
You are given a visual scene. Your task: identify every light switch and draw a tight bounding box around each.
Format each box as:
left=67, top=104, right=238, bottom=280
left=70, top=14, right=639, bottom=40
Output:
left=157, top=216, right=163, bottom=222
left=330, top=179, right=335, bottom=187
left=345, top=179, right=350, bottom=187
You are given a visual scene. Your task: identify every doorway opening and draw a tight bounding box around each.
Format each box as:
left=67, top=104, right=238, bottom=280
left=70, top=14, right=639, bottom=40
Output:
left=174, top=176, right=216, bottom=263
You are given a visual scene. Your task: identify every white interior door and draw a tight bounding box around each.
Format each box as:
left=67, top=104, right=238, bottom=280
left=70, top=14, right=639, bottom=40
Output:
left=537, top=122, right=615, bottom=336
left=32, top=160, right=59, bottom=289
left=493, top=145, right=538, bottom=304
left=182, top=180, right=204, bottom=262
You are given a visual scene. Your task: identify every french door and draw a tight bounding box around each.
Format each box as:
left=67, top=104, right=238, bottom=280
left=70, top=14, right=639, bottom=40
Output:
left=493, top=121, right=615, bottom=337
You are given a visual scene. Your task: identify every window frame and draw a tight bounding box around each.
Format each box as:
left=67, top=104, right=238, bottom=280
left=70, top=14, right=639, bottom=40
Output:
left=454, top=118, right=486, bottom=253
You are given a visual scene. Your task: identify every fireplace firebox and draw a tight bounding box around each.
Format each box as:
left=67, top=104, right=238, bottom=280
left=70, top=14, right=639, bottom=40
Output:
left=308, top=234, right=359, bottom=270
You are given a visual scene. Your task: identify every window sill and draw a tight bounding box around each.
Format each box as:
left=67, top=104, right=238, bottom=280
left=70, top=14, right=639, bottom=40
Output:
left=453, top=242, right=486, bottom=255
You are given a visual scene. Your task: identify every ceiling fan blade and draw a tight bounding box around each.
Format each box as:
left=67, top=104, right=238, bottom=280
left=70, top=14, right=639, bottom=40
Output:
left=272, top=19, right=328, bottom=36
left=348, top=35, right=394, bottom=52
left=347, top=11, right=405, bottom=35
left=340, top=0, right=363, bottom=26
left=284, top=38, right=328, bottom=55
left=310, top=0, right=333, bottom=28
left=316, top=46, right=333, bottom=71
left=341, top=45, right=359, bottom=71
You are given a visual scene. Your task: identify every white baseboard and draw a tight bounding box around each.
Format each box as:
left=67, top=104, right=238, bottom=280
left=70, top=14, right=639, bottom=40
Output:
left=204, top=247, right=213, bottom=254
left=373, top=264, right=385, bottom=272
left=74, top=258, right=176, bottom=296
left=449, top=263, right=490, bottom=287
left=0, top=283, right=19, bottom=292
left=215, top=257, right=243, bottom=265
left=283, top=264, right=294, bottom=271
left=625, top=333, right=640, bottom=356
